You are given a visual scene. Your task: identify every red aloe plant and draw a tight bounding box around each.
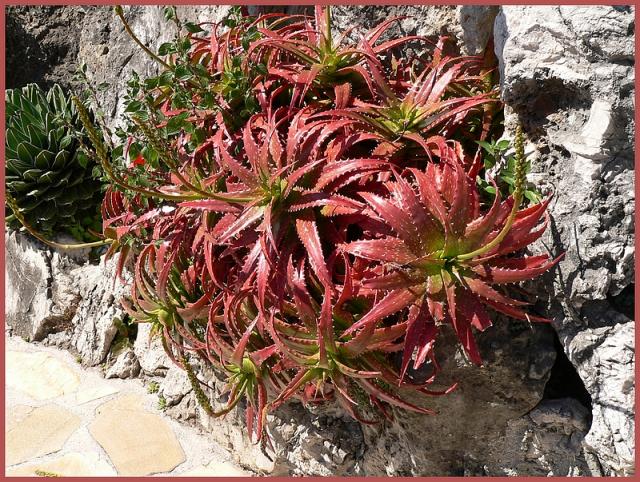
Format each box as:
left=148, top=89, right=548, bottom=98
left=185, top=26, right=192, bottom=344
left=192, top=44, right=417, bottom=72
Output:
left=85, top=5, right=564, bottom=448
left=248, top=6, right=425, bottom=105
left=320, top=36, right=496, bottom=160
left=342, top=136, right=562, bottom=376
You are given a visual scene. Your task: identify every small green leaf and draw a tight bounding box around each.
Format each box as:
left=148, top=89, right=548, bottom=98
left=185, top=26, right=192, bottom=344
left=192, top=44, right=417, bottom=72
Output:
left=163, top=6, right=176, bottom=21
left=59, top=134, right=73, bottom=150
left=179, top=38, right=192, bottom=52
left=52, top=150, right=69, bottom=169
left=496, top=139, right=510, bottom=151
left=125, top=100, right=145, bottom=114
left=158, top=42, right=175, bottom=56
left=35, top=150, right=54, bottom=169
left=165, top=112, right=190, bottom=135
left=77, top=150, right=89, bottom=168
left=144, top=77, right=160, bottom=89
left=475, top=140, right=494, bottom=154
left=174, top=65, right=192, bottom=81
left=23, top=169, right=43, bottom=181
left=184, top=22, right=204, bottom=33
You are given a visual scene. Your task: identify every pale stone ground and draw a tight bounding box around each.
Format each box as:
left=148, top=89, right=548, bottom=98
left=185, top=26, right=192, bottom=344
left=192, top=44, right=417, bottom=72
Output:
left=5, top=335, right=252, bottom=477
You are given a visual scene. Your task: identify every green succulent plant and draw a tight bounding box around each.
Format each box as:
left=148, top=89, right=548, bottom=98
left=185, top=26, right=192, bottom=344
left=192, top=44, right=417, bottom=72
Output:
left=5, top=83, right=103, bottom=238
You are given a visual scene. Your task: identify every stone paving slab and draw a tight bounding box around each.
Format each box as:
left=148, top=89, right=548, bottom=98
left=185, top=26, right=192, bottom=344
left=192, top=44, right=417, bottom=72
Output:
left=75, top=382, right=120, bottom=405
left=89, top=394, right=186, bottom=476
left=6, top=405, right=81, bottom=466
left=7, top=350, right=80, bottom=400
left=6, top=451, right=117, bottom=476
left=5, top=335, right=252, bottom=477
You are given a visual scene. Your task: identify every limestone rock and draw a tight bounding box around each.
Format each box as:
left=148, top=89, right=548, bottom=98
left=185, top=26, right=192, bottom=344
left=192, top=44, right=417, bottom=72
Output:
left=494, top=398, right=591, bottom=476
left=356, top=323, right=558, bottom=476
left=134, top=323, right=172, bottom=376
left=105, top=347, right=141, bottom=379
left=573, top=322, right=635, bottom=476
left=332, top=5, right=460, bottom=42
left=331, top=5, right=497, bottom=55
left=457, top=6, right=499, bottom=54
left=495, top=5, right=635, bottom=476
left=160, top=365, right=192, bottom=407
left=5, top=6, right=85, bottom=89
left=70, top=256, right=129, bottom=366
left=164, top=390, right=199, bottom=424
left=4, top=230, right=129, bottom=366
left=5, top=231, right=81, bottom=342
left=494, top=5, right=634, bottom=303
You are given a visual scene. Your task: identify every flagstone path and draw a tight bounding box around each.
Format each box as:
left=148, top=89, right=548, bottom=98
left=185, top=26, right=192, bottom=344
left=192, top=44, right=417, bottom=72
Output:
left=5, top=335, right=251, bottom=477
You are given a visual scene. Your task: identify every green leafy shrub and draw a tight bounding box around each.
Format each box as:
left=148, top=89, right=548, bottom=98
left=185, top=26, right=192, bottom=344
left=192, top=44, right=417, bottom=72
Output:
left=78, top=6, right=562, bottom=446
left=5, top=83, right=103, bottom=240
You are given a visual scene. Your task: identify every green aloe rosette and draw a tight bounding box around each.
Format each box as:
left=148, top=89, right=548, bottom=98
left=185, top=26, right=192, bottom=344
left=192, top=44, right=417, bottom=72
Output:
left=5, top=83, right=103, bottom=239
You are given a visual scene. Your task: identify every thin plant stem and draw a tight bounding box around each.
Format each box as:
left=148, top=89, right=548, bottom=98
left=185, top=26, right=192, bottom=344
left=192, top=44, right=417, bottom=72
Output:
left=456, top=124, right=526, bottom=261
left=114, top=5, right=172, bottom=71
left=6, top=193, right=112, bottom=250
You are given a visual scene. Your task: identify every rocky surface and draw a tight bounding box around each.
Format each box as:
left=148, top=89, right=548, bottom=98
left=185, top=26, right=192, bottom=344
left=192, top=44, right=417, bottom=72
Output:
left=105, top=348, right=140, bottom=379
left=5, top=6, right=85, bottom=89
left=575, top=322, right=635, bottom=475
left=5, top=231, right=130, bottom=367
left=332, top=5, right=499, bottom=55
left=5, top=4, right=634, bottom=477
left=495, top=5, right=635, bottom=476
left=69, top=256, right=130, bottom=366
left=133, top=322, right=172, bottom=376
left=5, top=231, right=80, bottom=342
left=497, top=398, right=592, bottom=476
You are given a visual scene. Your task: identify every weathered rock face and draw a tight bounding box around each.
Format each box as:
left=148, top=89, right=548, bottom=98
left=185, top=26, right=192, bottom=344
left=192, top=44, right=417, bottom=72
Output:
left=496, top=398, right=592, bottom=476
left=69, top=256, right=130, bottom=366
left=494, top=5, right=635, bottom=476
left=356, top=323, right=558, bottom=476
left=105, top=347, right=141, bottom=379
left=5, top=231, right=80, bottom=342
left=133, top=323, right=172, bottom=377
left=5, top=6, right=85, bottom=89
left=331, top=5, right=499, bottom=55
left=5, top=4, right=634, bottom=477
left=574, top=322, right=635, bottom=475
left=5, top=231, right=130, bottom=367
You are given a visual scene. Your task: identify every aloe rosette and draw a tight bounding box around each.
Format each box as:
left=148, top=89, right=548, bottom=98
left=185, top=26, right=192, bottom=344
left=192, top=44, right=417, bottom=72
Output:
left=5, top=83, right=102, bottom=236
left=342, top=139, right=562, bottom=376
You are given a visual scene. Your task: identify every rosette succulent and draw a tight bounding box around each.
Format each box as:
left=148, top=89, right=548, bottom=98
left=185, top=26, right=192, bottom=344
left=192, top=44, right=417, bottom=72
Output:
left=5, top=83, right=102, bottom=237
